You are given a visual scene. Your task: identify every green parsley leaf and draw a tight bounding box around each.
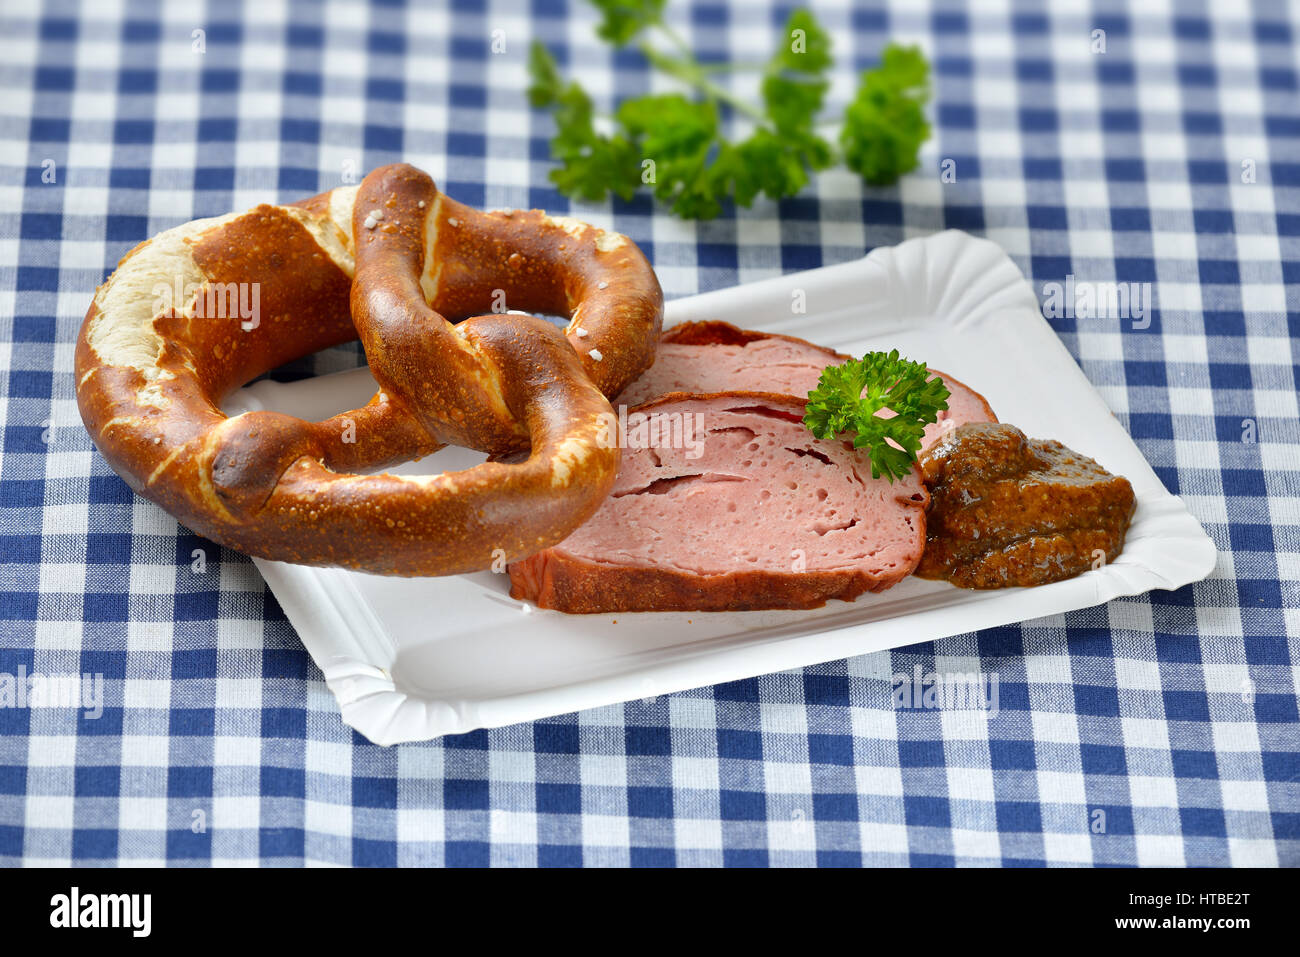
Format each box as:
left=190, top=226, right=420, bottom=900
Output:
left=528, top=41, right=641, bottom=201
left=590, top=0, right=666, bottom=46
left=763, top=73, right=828, bottom=135
left=527, top=39, right=565, bottom=108
left=761, top=10, right=833, bottom=177
left=840, top=43, right=931, bottom=185
left=772, top=8, right=833, bottom=74
left=803, top=350, right=950, bottom=482
left=617, top=93, right=719, bottom=214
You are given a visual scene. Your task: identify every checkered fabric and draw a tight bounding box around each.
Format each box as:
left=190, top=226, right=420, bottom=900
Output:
left=1, top=0, right=1296, bottom=867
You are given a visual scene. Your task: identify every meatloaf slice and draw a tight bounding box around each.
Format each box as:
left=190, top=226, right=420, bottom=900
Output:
left=507, top=392, right=929, bottom=613
left=617, top=320, right=996, bottom=449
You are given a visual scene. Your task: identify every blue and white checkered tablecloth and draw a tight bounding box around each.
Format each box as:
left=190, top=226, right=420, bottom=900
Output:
left=1, top=0, right=1297, bottom=867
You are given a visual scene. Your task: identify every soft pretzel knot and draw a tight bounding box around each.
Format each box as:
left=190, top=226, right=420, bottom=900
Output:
left=75, top=163, right=663, bottom=575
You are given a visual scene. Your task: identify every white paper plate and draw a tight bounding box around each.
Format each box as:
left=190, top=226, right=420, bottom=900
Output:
left=225, top=230, right=1216, bottom=745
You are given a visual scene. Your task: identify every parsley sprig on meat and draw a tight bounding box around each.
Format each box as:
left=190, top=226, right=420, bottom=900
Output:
left=803, top=351, right=950, bottom=482
left=528, top=1, right=930, bottom=219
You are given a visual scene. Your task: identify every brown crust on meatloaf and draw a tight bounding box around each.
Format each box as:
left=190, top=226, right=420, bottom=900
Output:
left=507, top=390, right=928, bottom=613
left=508, top=548, right=899, bottom=613
left=662, top=319, right=844, bottom=353
left=658, top=321, right=998, bottom=425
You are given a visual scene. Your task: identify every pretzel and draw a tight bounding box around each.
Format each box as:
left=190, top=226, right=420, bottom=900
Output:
left=75, top=163, right=663, bottom=575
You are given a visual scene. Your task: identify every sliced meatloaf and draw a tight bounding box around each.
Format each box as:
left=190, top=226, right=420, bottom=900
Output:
left=507, top=392, right=929, bottom=613
left=617, top=320, right=996, bottom=449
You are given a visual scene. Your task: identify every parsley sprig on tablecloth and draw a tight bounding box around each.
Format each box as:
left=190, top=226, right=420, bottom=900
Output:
left=528, top=1, right=931, bottom=219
